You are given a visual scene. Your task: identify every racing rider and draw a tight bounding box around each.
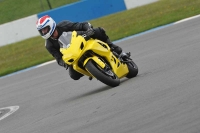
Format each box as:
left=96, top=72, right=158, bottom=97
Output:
left=36, top=15, right=122, bottom=80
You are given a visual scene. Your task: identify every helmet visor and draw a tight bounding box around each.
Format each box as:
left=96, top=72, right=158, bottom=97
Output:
left=38, top=26, right=50, bottom=36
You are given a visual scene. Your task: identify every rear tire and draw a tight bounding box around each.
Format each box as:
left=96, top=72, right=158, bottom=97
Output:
left=126, top=61, right=138, bottom=78
left=85, top=60, right=120, bottom=87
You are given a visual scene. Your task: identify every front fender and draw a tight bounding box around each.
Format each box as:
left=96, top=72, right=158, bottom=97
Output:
left=83, top=56, right=105, bottom=69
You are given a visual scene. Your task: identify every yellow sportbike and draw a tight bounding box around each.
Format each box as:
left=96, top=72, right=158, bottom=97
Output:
left=59, top=31, right=138, bottom=87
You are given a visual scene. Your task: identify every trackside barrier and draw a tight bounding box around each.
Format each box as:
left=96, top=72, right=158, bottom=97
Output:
left=37, top=0, right=126, bottom=23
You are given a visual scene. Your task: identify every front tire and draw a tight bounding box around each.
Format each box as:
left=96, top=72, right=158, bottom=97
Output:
left=85, top=60, right=120, bottom=87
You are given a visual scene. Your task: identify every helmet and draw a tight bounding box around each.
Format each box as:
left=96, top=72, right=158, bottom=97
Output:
left=36, top=15, right=56, bottom=39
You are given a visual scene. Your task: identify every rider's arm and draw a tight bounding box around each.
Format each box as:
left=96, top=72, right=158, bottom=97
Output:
left=58, top=20, right=93, bottom=31
left=45, top=40, right=67, bottom=68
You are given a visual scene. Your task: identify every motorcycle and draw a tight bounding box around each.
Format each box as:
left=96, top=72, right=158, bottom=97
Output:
left=59, top=31, right=138, bottom=87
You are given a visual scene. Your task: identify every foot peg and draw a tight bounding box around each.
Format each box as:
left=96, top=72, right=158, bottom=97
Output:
left=126, top=52, right=131, bottom=57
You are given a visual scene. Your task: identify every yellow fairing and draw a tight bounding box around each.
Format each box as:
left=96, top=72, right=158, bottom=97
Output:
left=60, top=31, right=129, bottom=79
left=60, top=32, right=86, bottom=65
left=84, top=39, right=129, bottom=78
left=108, top=53, right=129, bottom=78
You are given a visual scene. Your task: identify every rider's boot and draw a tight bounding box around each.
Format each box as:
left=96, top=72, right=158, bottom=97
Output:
left=105, top=39, right=122, bottom=55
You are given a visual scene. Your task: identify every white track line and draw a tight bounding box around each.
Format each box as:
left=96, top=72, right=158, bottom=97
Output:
left=174, top=14, right=200, bottom=24
left=0, top=106, right=19, bottom=121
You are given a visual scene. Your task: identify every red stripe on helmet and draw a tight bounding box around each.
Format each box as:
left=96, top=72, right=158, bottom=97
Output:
left=39, top=15, right=50, bottom=24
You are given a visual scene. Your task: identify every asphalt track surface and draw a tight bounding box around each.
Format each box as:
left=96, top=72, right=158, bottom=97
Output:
left=1, top=16, right=200, bottom=133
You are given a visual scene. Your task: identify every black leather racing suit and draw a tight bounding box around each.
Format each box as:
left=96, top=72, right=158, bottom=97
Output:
left=45, top=20, right=111, bottom=80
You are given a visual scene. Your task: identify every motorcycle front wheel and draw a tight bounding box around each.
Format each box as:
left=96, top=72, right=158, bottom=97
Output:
left=85, top=60, right=120, bottom=87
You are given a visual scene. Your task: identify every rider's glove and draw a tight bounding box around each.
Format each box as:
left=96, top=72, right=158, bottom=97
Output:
left=85, top=28, right=95, bottom=37
left=63, top=63, right=68, bottom=70
left=59, top=60, right=69, bottom=70
left=82, top=28, right=95, bottom=41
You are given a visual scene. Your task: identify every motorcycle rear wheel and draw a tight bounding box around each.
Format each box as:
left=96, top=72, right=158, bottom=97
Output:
left=85, top=60, right=120, bottom=87
left=126, top=61, right=138, bottom=78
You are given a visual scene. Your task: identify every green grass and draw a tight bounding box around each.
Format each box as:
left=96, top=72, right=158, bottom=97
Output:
left=0, top=0, right=79, bottom=24
left=0, top=0, right=200, bottom=77
left=0, top=37, right=53, bottom=76
left=90, top=0, right=200, bottom=41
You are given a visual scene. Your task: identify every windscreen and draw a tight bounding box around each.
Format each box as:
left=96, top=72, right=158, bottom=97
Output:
left=58, top=32, right=73, bottom=48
